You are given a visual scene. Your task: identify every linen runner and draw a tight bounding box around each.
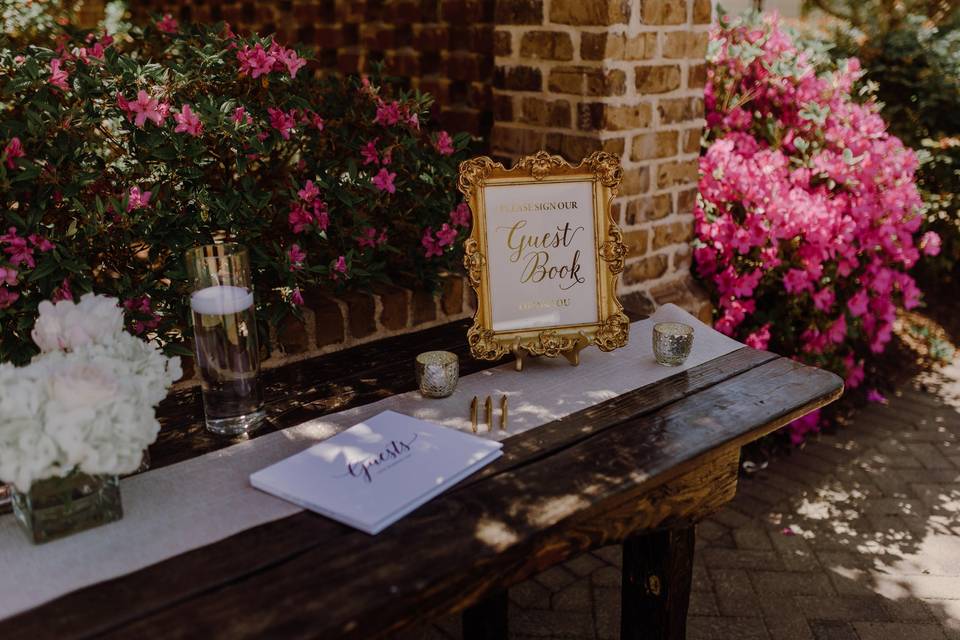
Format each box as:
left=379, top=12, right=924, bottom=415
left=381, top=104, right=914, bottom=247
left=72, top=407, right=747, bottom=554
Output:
left=0, top=304, right=744, bottom=619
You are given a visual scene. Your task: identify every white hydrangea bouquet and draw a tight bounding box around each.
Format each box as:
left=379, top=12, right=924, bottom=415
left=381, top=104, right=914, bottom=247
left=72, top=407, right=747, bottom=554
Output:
left=0, top=294, right=180, bottom=542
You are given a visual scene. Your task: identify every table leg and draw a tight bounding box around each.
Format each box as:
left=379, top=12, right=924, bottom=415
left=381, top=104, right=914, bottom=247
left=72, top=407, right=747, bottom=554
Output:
left=462, top=588, right=508, bottom=640
left=620, top=526, right=696, bottom=640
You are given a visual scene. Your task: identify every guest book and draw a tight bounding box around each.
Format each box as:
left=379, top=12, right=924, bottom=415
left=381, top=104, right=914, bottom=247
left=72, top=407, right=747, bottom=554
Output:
left=250, top=410, right=503, bottom=534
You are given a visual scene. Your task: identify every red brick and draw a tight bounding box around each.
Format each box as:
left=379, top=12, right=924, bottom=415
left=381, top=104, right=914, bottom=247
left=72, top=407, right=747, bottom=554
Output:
left=495, top=65, right=543, bottom=91
left=412, top=289, right=438, bottom=325
left=495, top=0, right=543, bottom=25
left=306, top=289, right=345, bottom=348
left=441, top=275, right=464, bottom=315
left=519, top=30, right=574, bottom=61
left=374, top=284, right=410, bottom=330
left=277, top=312, right=310, bottom=354
left=641, top=0, right=687, bottom=25
left=551, top=0, right=630, bottom=25
left=412, top=24, right=449, bottom=51
left=494, top=30, right=512, bottom=56
left=339, top=291, right=377, bottom=339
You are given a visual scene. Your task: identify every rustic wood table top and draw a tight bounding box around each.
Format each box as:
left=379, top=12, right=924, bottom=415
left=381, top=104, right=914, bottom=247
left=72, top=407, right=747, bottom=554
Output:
left=1, top=317, right=843, bottom=640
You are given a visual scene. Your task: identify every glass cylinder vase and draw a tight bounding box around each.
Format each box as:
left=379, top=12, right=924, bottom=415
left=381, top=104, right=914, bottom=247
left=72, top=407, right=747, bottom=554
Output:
left=11, top=472, right=123, bottom=544
left=185, top=243, right=265, bottom=436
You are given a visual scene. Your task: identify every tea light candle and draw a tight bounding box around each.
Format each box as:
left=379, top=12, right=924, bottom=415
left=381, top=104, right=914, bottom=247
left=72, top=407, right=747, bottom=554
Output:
left=652, top=322, right=694, bottom=366
left=415, top=351, right=459, bottom=398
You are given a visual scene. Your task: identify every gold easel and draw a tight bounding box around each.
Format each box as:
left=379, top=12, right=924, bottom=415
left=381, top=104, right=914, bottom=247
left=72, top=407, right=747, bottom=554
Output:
left=508, top=331, right=592, bottom=372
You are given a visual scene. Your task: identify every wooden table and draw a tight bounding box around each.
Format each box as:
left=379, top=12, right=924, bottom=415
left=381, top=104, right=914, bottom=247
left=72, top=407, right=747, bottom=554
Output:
left=1, top=317, right=842, bottom=640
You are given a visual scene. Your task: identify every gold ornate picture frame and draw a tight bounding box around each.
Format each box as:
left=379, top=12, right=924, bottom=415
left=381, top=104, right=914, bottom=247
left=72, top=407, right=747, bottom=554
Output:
left=457, top=151, right=630, bottom=371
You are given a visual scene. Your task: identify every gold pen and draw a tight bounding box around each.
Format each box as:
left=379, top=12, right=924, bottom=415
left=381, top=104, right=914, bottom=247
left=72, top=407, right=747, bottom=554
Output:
left=485, top=396, right=493, bottom=433
left=500, top=395, right=508, bottom=431
left=470, top=396, right=478, bottom=433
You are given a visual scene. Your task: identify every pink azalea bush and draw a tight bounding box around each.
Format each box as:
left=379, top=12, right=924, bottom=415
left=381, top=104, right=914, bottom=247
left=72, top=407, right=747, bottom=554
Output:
left=696, top=13, right=938, bottom=444
left=0, top=18, right=470, bottom=365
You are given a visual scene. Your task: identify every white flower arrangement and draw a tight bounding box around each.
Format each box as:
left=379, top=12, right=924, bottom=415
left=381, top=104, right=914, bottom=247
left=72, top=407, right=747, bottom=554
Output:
left=0, top=294, right=181, bottom=492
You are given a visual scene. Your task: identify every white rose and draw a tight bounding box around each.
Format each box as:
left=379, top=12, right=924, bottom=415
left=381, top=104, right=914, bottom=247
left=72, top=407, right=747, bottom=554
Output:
left=47, top=362, right=118, bottom=410
left=31, top=293, right=124, bottom=353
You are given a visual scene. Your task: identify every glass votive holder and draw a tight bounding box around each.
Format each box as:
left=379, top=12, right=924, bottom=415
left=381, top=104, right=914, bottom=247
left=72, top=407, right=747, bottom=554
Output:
left=652, top=322, right=694, bottom=366
left=416, top=351, right=459, bottom=398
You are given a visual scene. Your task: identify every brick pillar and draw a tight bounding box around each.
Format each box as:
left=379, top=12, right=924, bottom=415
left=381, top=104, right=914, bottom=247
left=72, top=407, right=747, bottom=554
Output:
left=492, top=0, right=713, bottom=319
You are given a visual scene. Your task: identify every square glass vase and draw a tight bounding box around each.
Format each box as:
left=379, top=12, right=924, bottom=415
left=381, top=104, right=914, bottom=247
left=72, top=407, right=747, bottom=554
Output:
left=11, top=472, right=123, bottom=544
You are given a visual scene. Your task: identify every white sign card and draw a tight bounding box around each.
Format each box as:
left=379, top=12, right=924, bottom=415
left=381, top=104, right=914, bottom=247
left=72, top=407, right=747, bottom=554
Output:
left=458, top=151, right=629, bottom=368
left=483, top=180, right=599, bottom=332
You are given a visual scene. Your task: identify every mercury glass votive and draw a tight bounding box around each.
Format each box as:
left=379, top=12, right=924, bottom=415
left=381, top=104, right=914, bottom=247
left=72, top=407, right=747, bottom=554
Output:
left=416, top=351, right=459, bottom=398
left=652, top=322, right=694, bottom=366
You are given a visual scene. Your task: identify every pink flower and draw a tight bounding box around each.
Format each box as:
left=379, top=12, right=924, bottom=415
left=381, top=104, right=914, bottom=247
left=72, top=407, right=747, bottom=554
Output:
left=51, top=277, right=73, bottom=302
left=866, top=389, right=888, bottom=404
left=745, top=324, right=771, bottom=350
left=788, top=409, right=821, bottom=446
left=287, top=244, right=307, bottom=270
left=28, top=234, right=54, bottom=252
left=845, top=358, right=865, bottom=389
left=0, top=287, right=19, bottom=309
left=291, top=287, right=304, bottom=306
left=307, top=111, right=324, bottom=130
left=357, top=227, right=387, bottom=249
left=847, top=290, right=869, bottom=317
left=372, top=168, right=397, bottom=194
left=288, top=203, right=313, bottom=234
left=450, top=202, right=471, bottom=227
left=361, top=138, right=379, bottom=165
left=3, top=236, right=34, bottom=268
left=156, top=13, right=179, bottom=34
left=48, top=58, right=69, bottom=91
left=3, top=137, right=24, bottom=169
left=783, top=268, right=814, bottom=294
left=920, top=231, right=941, bottom=256
left=232, top=106, right=252, bottom=125
left=331, top=255, right=348, bottom=280
left=174, top=104, right=203, bottom=137
left=126, top=186, right=152, bottom=212
left=298, top=179, right=320, bottom=202
left=0, top=266, right=17, bottom=286
left=374, top=100, right=402, bottom=126
left=128, top=90, right=167, bottom=128
left=826, top=315, right=847, bottom=345
left=268, top=107, right=296, bottom=139
left=435, top=223, right=458, bottom=247
left=313, top=200, right=330, bottom=231
left=421, top=229, right=443, bottom=258
left=435, top=130, right=455, bottom=155
left=272, top=44, right=306, bottom=78
left=812, top=287, right=835, bottom=312
left=237, top=43, right=277, bottom=79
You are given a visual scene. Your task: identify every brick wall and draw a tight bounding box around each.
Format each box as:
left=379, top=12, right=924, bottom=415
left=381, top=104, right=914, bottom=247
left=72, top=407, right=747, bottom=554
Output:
left=128, top=0, right=496, bottom=139
left=492, top=0, right=712, bottom=318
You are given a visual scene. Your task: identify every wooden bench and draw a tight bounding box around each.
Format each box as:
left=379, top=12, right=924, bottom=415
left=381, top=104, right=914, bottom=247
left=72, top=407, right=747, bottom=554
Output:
left=0, top=318, right=842, bottom=639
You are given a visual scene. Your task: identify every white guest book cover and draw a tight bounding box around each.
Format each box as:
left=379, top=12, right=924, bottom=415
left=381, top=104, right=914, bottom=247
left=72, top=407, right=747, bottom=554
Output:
left=249, top=410, right=503, bottom=534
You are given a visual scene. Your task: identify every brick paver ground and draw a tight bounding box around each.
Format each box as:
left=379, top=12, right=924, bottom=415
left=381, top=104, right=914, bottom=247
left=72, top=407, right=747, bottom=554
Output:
left=399, top=356, right=960, bottom=639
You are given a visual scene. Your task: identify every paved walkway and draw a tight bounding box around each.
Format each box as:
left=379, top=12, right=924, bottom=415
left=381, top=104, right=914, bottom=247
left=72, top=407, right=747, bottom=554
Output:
left=402, top=356, right=960, bottom=639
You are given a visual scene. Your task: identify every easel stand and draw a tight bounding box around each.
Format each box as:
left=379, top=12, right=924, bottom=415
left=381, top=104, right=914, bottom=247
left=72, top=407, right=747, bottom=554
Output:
left=509, top=332, right=592, bottom=372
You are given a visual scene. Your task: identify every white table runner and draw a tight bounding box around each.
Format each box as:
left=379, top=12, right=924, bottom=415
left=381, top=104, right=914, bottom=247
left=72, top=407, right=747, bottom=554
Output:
left=0, top=304, right=744, bottom=620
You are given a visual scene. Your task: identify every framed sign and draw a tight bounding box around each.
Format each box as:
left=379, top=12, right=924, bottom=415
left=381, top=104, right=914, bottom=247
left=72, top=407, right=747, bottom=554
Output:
left=457, top=151, right=629, bottom=370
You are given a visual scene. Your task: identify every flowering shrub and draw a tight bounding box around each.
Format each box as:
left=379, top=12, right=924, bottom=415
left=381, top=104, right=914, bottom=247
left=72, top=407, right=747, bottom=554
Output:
left=0, top=294, right=180, bottom=492
left=0, top=17, right=470, bottom=365
left=696, top=12, right=938, bottom=443
left=808, top=3, right=960, bottom=277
